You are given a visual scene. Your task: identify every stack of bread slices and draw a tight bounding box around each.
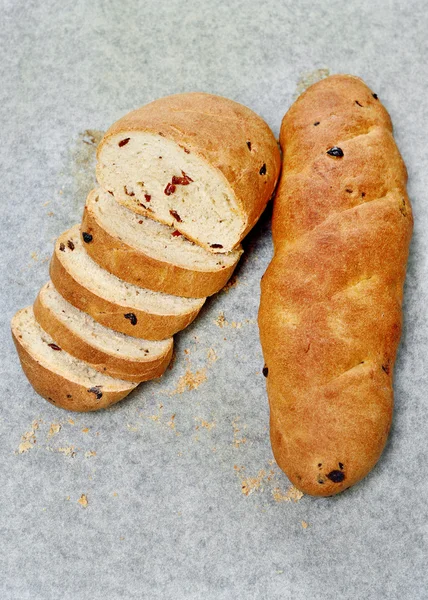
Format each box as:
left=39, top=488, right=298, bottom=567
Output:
left=12, top=93, right=280, bottom=412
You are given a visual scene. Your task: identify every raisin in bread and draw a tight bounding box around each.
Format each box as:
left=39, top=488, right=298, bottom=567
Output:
left=81, top=188, right=242, bottom=298
left=50, top=225, right=205, bottom=340
left=34, top=282, right=173, bottom=382
left=12, top=307, right=138, bottom=412
left=96, top=93, right=281, bottom=253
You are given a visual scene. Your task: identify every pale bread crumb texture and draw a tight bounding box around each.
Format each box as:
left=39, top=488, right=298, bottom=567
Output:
left=195, top=417, right=216, bottom=431
left=78, top=494, right=88, bottom=508
left=301, top=521, right=309, bottom=529
left=232, top=417, right=247, bottom=448
left=85, top=451, right=96, bottom=458
left=17, top=420, right=40, bottom=454
left=272, top=486, right=304, bottom=503
left=47, top=423, right=61, bottom=438
left=213, top=311, right=256, bottom=328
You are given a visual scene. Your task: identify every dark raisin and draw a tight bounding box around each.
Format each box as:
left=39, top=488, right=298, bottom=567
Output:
left=169, top=210, right=182, bottom=222
left=179, top=144, right=190, bottom=154
left=172, top=171, right=193, bottom=185
left=124, top=313, right=137, bottom=326
left=339, top=462, right=344, bottom=470
left=107, top=190, right=114, bottom=195
left=382, top=363, right=390, bottom=374
left=247, top=141, right=252, bottom=150
left=355, top=100, right=363, bottom=107
left=318, top=463, right=322, bottom=468
left=67, top=240, right=75, bottom=251
left=259, top=163, right=267, bottom=175
left=138, top=220, right=143, bottom=224
left=326, top=470, right=345, bottom=483
left=172, top=230, right=182, bottom=237
left=314, top=121, right=320, bottom=126
left=118, top=138, right=130, bottom=147
left=164, top=183, right=176, bottom=195
left=327, top=147, right=344, bottom=158
left=59, top=243, right=65, bottom=252
left=399, top=198, right=407, bottom=217
left=362, top=192, right=366, bottom=198
left=158, top=132, right=165, bottom=137
left=144, top=194, right=151, bottom=202
left=345, top=188, right=353, bottom=193
left=159, top=156, right=162, bottom=159
left=372, top=93, right=378, bottom=100
left=82, top=232, right=93, bottom=243
left=317, top=476, right=325, bottom=484
left=124, top=186, right=135, bottom=197
left=210, top=244, right=223, bottom=249
left=88, top=386, right=103, bottom=400
left=66, top=394, right=72, bottom=398
left=262, top=366, right=268, bottom=377
left=48, top=343, right=62, bottom=351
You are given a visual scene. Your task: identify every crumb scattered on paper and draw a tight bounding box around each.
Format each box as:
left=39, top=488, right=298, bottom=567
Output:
left=57, top=446, right=76, bottom=458
left=78, top=494, right=88, bottom=508
left=68, top=418, right=75, bottom=425
left=301, top=521, right=309, bottom=529
left=222, top=274, right=238, bottom=293
left=47, top=423, right=61, bottom=438
left=81, top=427, right=89, bottom=433
left=17, top=420, right=40, bottom=453
left=207, top=348, right=217, bottom=363
left=214, top=312, right=227, bottom=328
left=171, top=368, right=207, bottom=395
left=85, top=451, right=96, bottom=458
left=232, top=417, right=247, bottom=448
left=195, top=417, right=216, bottom=431
left=272, top=485, right=304, bottom=503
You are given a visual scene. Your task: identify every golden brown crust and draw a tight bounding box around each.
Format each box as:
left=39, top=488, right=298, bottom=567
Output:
left=12, top=329, right=136, bottom=412
left=259, top=75, right=413, bottom=496
left=97, top=93, right=281, bottom=246
left=33, top=292, right=173, bottom=382
left=49, top=246, right=203, bottom=341
left=81, top=198, right=241, bottom=298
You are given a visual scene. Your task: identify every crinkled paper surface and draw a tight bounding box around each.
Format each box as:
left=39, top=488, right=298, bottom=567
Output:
left=1, top=1, right=427, bottom=598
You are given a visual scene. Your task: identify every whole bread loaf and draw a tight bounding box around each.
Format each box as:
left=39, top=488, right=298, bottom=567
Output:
left=258, top=75, right=413, bottom=496
left=96, top=93, right=281, bottom=253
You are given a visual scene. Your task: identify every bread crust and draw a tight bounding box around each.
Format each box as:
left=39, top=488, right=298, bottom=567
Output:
left=96, top=93, right=281, bottom=251
left=258, top=75, right=413, bottom=496
left=49, top=238, right=204, bottom=341
left=12, top=329, right=137, bottom=412
left=33, top=289, right=173, bottom=382
left=81, top=189, right=241, bottom=298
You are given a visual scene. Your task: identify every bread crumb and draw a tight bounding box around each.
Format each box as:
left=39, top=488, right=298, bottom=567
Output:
left=232, top=417, right=247, bottom=448
left=57, top=446, right=76, bottom=458
left=112, top=492, right=118, bottom=497
left=272, top=485, right=304, bottom=503
left=214, top=312, right=227, bottom=328
left=81, top=427, right=89, bottom=433
left=66, top=496, right=70, bottom=501
left=207, top=348, right=217, bottom=363
left=78, top=494, right=88, bottom=508
left=195, top=417, right=216, bottom=431
left=171, top=368, right=207, bottom=395
left=68, top=418, right=75, bottom=425
left=17, top=420, right=40, bottom=453
left=30, top=251, right=38, bottom=261
left=301, top=521, right=309, bottom=529
left=126, top=424, right=140, bottom=432
left=167, top=414, right=176, bottom=430
left=43, top=201, right=51, bottom=207
left=47, top=423, right=61, bottom=438
left=241, top=470, right=267, bottom=496
left=85, top=451, right=96, bottom=458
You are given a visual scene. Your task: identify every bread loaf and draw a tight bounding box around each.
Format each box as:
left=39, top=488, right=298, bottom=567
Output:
left=50, top=225, right=205, bottom=340
left=34, top=282, right=173, bottom=382
left=12, top=307, right=138, bottom=412
left=81, top=188, right=242, bottom=298
left=258, top=75, right=413, bottom=496
left=96, top=93, right=281, bottom=253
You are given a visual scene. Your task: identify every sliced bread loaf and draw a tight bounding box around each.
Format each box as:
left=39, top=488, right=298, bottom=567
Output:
left=81, top=188, right=242, bottom=298
left=50, top=225, right=205, bottom=340
left=96, top=93, right=281, bottom=253
left=34, top=282, right=174, bottom=382
left=12, top=307, right=138, bottom=412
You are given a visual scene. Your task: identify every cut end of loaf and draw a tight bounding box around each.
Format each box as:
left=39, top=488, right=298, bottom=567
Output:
left=96, top=132, right=246, bottom=253
left=11, top=307, right=138, bottom=411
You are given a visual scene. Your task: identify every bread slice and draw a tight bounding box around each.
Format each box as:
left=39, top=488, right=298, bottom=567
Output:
left=50, top=225, right=205, bottom=340
left=81, top=188, right=242, bottom=298
left=34, top=282, right=174, bottom=382
left=12, top=307, right=138, bottom=412
left=96, top=93, right=281, bottom=253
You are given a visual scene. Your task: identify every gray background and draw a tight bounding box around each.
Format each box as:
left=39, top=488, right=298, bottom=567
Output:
left=1, top=1, right=427, bottom=599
